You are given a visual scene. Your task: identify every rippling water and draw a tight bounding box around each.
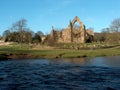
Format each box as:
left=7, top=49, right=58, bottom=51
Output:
left=0, top=56, right=120, bottom=90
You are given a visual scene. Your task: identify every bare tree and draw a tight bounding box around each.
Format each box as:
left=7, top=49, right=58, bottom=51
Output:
left=12, top=19, right=27, bottom=32
left=2, top=19, right=34, bottom=44
left=100, top=18, right=120, bottom=43
left=11, top=19, right=30, bottom=43
left=3, top=29, right=11, bottom=37
left=110, top=18, right=120, bottom=32
left=109, top=18, right=120, bottom=43
left=36, top=31, right=44, bottom=36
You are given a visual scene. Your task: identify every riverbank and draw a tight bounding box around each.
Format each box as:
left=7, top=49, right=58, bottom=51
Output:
left=0, top=44, right=120, bottom=59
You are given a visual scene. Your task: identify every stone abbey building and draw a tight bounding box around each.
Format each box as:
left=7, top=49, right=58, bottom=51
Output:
left=44, top=16, right=94, bottom=44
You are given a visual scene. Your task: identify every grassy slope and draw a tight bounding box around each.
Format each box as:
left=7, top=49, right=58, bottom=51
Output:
left=0, top=44, right=120, bottom=59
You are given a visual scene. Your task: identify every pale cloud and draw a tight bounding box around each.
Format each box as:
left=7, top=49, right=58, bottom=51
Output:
left=62, top=0, right=74, bottom=6
left=42, top=0, right=75, bottom=16
left=86, top=17, right=95, bottom=22
left=46, top=8, right=58, bottom=15
left=44, top=1, right=72, bottom=15
left=9, top=16, right=13, bottom=20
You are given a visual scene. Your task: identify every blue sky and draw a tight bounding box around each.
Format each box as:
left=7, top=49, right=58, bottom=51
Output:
left=0, top=0, right=120, bottom=35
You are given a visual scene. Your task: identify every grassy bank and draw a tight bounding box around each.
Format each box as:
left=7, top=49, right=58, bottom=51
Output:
left=0, top=44, right=120, bottom=59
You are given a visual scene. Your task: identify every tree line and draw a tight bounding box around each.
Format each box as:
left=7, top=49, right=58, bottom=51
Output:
left=94, top=18, right=120, bottom=43
left=3, top=19, right=44, bottom=44
left=2, top=18, right=120, bottom=44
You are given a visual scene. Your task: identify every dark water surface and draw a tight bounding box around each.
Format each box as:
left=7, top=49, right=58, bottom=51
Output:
left=0, top=56, right=120, bottom=90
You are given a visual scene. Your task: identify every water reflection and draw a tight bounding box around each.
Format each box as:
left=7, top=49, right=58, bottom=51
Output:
left=61, top=58, right=88, bottom=65
left=102, top=56, right=120, bottom=67
left=52, top=56, right=120, bottom=67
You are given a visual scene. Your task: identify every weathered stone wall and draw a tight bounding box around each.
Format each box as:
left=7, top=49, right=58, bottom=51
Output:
left=62, top=28, right=72, bottom=43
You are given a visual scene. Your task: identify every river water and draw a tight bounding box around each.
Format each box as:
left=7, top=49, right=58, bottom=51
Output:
left=0, top=56, right=120, bottom=90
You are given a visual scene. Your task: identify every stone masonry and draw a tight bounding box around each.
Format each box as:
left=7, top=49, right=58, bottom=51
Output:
left=46, top=16, right=94, bottom=43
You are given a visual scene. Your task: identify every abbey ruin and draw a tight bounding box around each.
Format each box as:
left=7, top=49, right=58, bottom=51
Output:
left=44, top=16, right=94, bottom=43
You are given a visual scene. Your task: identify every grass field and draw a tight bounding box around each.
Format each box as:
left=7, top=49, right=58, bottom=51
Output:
left=0, top=43, right=120, bottom=59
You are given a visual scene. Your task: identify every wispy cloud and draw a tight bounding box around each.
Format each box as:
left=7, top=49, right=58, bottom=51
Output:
left=62, top=0, right=74, bottom=6
left=9, top=16, right=13, bottom=20
left=46, top=8, right=58, bottom=16
left=86, top=17, right=95, bottom=22
left=43, top=0, right=74, bottom=16
left=40, top=0, right=76, bottom=18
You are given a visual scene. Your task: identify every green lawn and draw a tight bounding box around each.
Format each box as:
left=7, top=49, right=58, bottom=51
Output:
left=0, top=44, right=120, bottom=59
